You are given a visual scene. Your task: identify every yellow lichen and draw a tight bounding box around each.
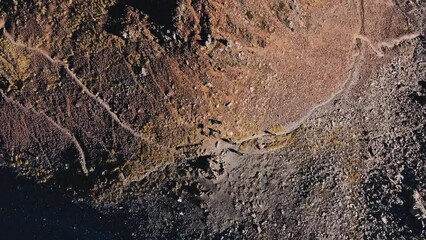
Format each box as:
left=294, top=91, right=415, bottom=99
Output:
left=268, top=123, right=285, bottom=134
left=0, top=38, right=32, bottom=91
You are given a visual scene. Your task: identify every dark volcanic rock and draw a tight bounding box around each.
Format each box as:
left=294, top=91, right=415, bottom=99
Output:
left=0, top=0, right=425, bottom=239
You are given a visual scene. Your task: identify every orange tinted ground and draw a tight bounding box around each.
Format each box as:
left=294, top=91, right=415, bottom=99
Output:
left=196, top=0, right=359, bottom=139
left=196, top=0, right=415, bottom=140
left=0, top=0, right=418, bottom=172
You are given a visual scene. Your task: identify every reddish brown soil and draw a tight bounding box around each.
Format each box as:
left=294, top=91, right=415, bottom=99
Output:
left=0, top=0, right=421, bottom=187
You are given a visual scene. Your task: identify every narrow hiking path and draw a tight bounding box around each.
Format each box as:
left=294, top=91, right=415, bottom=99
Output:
left=355, top=33, right=421, bottom=57
left=203, top=0, right=422, bottom=157
left=0, top=90, right=89, bottom=175
left=223, top=31, right=421, bottom=156
left=0, top=8, right=422, bottom=178
left=2, top=26, right=178, bottom=155
left=202, top=42, right=364, bottom=157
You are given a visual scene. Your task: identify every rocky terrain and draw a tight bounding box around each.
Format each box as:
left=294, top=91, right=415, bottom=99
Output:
left=0, top=0, right=425, bottom=239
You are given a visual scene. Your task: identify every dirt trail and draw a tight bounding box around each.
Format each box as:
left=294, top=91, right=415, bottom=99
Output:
left=0, top=90, right=89, bottom=175
left=241, top=31, right=420, bottom=149
left=207, top=44, right=364, bottom=156
left=2, top=27, right=178, bottom=155
left=355, top=33, right=421, bottom=57
left=1, top=9, right=421, bottom=174
left=207, top=0, right=421, bottom=157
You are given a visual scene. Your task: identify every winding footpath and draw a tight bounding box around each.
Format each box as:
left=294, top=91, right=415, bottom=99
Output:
left=228, top=31, right=421, bottom=155
left=0, top=90, right=89, bottom=175
left=2, top=28, right=139, bottom=138
left=0, top=23, right=179, bottom=177
left=0, top=8, right=422, bottom=178
left=212, top=0, right=422, bottom=156
left=355, top=33, right=421, bottom=57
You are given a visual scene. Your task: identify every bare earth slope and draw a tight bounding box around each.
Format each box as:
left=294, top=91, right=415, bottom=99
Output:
left=0, top=0, right=425, bottom=239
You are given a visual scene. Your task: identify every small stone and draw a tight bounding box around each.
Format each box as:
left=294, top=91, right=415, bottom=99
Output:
left=139, top=68, right=147, bottom=77
left=381, top=216, right=388, bottom=224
